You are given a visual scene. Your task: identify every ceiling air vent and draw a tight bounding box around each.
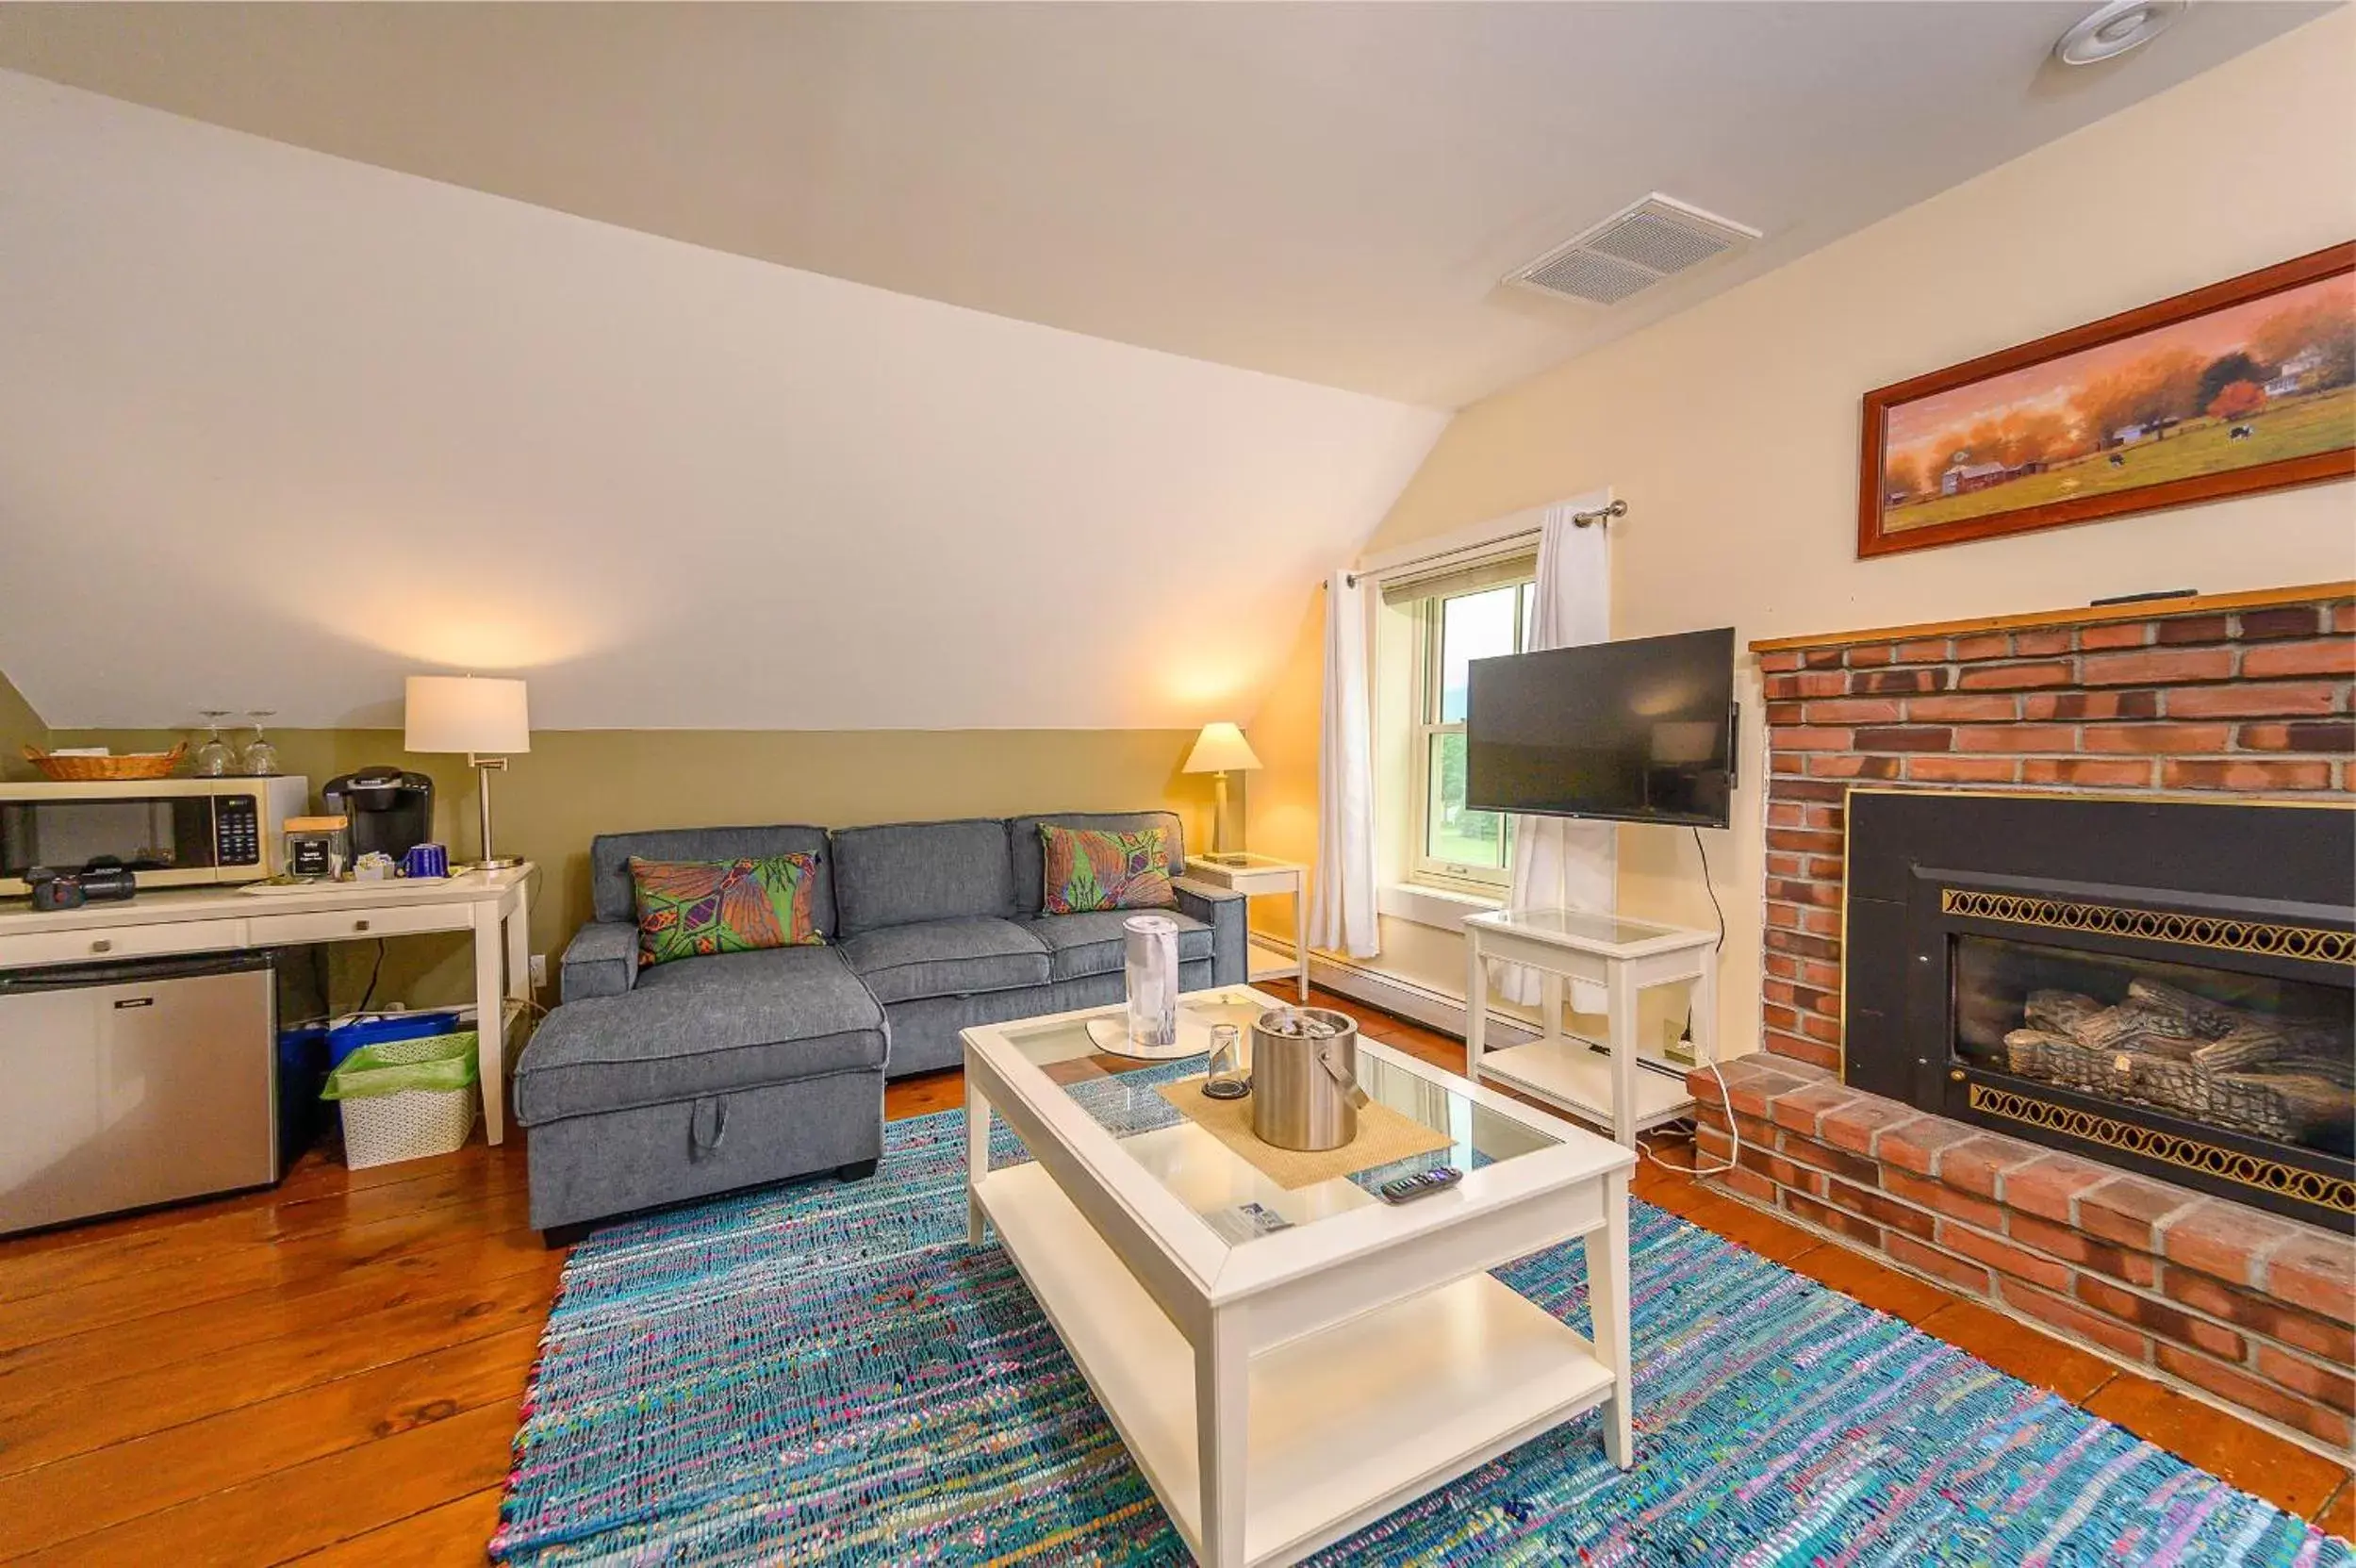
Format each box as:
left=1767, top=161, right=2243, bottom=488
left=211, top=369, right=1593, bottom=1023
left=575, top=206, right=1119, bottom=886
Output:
left=1506, top=194, right=1762, bottom=306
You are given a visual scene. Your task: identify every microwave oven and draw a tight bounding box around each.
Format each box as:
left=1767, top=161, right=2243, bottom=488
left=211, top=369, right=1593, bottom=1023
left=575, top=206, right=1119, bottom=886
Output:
left=0, top=776, right=310, bottom=898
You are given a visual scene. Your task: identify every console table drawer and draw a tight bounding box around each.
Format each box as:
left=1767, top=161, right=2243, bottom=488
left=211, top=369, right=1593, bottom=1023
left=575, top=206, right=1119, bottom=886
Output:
left=0, top=919, right=245, bottom=970
left=246, top=903, right=474, bottom=946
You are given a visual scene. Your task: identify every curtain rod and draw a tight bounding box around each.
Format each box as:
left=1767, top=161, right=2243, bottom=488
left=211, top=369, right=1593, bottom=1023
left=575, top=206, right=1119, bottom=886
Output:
left=1335, top=499, right=1627, bottom=588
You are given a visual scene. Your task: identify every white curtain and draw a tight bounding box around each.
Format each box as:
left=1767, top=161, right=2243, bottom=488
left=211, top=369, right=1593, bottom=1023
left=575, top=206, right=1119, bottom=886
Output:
left=1309, top=569, right=1380, bottom=958
left=1491, top=502, right=1615, bottom=1012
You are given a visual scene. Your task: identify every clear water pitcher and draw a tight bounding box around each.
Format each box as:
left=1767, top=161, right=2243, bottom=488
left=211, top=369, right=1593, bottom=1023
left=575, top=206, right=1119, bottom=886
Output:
left=1122, top=914, right=1180, bottom=1050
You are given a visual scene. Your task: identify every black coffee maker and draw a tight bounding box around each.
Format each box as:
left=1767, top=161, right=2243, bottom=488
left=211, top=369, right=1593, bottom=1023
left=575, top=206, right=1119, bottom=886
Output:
left=322, top=768, right=436, bottom=863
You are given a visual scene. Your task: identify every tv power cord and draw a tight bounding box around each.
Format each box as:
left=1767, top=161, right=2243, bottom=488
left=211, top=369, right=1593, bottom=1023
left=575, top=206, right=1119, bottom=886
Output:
left=1635, top=826, right=1739, bottom=1180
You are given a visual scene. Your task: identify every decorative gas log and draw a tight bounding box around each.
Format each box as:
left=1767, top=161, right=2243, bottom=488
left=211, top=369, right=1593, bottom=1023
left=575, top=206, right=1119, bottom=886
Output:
left=2004, top=980, right=2354, bottom=1145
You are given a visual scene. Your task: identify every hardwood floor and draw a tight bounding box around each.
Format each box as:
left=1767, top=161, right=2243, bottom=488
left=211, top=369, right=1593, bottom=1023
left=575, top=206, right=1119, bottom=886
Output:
left=1, top=985, right=2345, bottom=1562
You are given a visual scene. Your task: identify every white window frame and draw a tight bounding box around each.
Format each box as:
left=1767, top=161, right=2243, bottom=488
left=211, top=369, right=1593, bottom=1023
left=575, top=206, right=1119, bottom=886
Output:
left=1405, top=572, right=1535, bottom=892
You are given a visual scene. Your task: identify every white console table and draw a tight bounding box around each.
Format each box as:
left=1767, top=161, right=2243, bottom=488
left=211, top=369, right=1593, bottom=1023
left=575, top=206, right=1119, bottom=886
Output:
left=1462, top=908, right=1718, bottom=1147
left=0, top=866, right=535, bottom=1142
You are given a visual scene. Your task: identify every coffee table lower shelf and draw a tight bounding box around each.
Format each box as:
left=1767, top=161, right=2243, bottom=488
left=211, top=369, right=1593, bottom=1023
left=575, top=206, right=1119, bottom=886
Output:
left=975, top=1159, right=1615, bottom=1567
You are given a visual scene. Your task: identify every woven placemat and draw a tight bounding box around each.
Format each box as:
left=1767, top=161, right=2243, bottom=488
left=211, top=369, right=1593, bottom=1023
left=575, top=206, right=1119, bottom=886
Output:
left=1152, top=1076, right=1453, bottom=1190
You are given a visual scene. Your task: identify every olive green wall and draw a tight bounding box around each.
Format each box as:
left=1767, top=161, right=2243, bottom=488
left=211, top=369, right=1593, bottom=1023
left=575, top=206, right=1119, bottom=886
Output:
left=48, top=725, right=1218, bottom=1010
left=0, top=668, right=48, bottom=781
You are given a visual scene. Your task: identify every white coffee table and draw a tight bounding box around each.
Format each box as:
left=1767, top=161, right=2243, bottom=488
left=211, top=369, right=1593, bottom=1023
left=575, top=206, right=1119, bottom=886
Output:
left=962, top=987, right=1636, bottom=1568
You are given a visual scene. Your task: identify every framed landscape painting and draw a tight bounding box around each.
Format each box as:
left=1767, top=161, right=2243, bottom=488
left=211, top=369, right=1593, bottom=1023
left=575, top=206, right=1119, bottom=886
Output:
left=1858, top=243, right=2355, bottom=558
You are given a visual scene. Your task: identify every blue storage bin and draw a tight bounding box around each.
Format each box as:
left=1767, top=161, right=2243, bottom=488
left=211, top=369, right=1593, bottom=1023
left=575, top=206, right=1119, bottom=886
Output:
left=326, top=1009, right=464, bottom=1068
left=277, top=1023, right=331, bottom=1168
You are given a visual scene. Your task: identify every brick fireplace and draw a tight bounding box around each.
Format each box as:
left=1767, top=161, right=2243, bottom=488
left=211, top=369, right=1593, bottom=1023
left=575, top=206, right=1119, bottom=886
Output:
left=1689, top=583, right=2356, bottom=1450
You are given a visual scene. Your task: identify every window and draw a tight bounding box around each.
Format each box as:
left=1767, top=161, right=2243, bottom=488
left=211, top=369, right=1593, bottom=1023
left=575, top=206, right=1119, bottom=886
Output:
left=1391, top=561, right=1537, bottom=889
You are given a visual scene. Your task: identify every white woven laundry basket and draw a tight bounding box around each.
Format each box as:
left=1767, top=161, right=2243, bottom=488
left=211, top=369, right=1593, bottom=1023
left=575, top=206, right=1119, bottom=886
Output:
left=329, top=1032, right=480, bottom=1169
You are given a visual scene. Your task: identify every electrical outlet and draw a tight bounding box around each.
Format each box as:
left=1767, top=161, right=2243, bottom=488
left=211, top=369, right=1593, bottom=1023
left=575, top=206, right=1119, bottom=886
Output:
left=528, top=953, right=549, bottom=990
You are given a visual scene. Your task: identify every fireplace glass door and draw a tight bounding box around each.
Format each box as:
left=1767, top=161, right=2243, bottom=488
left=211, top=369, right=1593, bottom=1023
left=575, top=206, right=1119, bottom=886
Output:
left=1952, top=934, right=2354, bottom=1161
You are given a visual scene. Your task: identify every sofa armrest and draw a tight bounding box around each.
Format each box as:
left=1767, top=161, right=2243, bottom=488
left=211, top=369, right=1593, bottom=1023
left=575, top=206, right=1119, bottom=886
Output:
left=1172, top=877, right=1248, bottom=987
left=560, top=919, right=639, bottom=1001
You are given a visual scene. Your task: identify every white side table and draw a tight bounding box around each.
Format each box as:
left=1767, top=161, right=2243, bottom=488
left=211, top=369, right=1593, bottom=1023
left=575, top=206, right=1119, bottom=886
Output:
left=1462, top=908, right=1718, bottom=1147
left=1179, top=853, right=1310, bottom=1002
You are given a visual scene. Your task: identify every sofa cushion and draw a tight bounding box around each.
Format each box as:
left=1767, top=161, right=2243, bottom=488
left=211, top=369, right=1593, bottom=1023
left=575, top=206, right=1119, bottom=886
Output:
left=628, top=852, right=824, bottom=966
left=879, top=986, right=1075, bottom=1077
left=839, top=916, right=1050, bottom=1005
left=832, top=819, right=1014, bottom=935
left=591, top=826, right=834, bottom=933
left=1028, top=908, right=1212, bottom=982
left=1039, top=823, right=1178, bottom=915
left=1009, top=812, right=1187, bottom=916
left=515, top=946, right=885, bottom=1124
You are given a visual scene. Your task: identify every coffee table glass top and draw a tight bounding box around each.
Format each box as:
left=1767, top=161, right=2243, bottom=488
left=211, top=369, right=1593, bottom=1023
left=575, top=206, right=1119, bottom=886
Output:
left=985, top=990, right=1564, bottom=1249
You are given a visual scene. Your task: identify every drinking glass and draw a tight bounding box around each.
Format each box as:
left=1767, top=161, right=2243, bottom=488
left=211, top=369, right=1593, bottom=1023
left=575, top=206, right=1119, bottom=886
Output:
left=1203, top=1023, right=1249, bottom=1100
left=193, top=711, right=236, bottom=778
left=239, top=711, right=281, bottom=777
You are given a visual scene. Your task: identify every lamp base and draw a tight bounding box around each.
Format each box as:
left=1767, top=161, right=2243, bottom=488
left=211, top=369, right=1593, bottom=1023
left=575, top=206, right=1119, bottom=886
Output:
left=469, top=757, right=520, bottom=874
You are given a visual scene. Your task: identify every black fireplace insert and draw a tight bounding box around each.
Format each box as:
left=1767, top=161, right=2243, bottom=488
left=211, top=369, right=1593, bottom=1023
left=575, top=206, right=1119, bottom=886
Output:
left=1842, top=789, right=2354, bottom=1230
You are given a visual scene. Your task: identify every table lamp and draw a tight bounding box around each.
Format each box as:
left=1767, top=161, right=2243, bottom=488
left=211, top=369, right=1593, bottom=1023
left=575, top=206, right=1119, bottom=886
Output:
left=1183, top=721, right=1261, bottom=859
left=404, top=675, right=531, bottom=869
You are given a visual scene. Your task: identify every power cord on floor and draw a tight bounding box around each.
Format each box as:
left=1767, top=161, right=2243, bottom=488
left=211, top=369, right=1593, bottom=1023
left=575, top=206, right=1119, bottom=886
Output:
left=1636, top=827, right=1740, bottom=1180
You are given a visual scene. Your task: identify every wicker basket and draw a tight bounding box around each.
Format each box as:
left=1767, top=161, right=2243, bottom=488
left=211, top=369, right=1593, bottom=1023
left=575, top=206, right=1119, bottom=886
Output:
left=325, top=1032, right=481, bottom=1169
left=22, top=743, right=187, bottom=781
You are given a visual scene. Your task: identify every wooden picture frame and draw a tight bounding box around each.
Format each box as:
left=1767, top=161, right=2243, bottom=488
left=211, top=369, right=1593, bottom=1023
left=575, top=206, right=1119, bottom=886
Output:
left=1858, top=243, right=2355, bottom=559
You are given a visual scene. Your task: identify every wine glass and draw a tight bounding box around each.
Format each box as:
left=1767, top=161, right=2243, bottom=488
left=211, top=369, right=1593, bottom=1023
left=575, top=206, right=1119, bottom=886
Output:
left=239, top=711, right=281, bottom=777
left=193, top=711, right=236, bottom=778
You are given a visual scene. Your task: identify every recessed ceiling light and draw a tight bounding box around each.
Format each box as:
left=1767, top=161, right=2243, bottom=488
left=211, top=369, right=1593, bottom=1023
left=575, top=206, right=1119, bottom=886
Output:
left=2054, top=0, right=2185, bottom=66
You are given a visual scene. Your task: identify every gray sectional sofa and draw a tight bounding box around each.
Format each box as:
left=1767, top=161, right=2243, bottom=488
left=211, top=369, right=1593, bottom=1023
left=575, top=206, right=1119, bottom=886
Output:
left=513, top=811, right=1245, bottom=1232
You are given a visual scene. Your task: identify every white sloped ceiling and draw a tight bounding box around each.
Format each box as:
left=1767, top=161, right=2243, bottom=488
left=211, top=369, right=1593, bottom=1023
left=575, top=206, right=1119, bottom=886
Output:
left=0, top=69, right=1444, bottom=731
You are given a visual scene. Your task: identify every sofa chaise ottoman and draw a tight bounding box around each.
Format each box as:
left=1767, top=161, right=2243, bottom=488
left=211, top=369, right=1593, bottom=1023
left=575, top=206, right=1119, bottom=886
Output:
left=513, top=826, right=888, bottom=1234
left=513, top=811, right=1245, bottom=1233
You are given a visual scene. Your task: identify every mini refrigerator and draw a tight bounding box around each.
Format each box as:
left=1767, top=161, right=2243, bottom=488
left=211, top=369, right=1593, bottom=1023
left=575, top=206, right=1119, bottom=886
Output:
left=0, top=951, right=279, bottom=1236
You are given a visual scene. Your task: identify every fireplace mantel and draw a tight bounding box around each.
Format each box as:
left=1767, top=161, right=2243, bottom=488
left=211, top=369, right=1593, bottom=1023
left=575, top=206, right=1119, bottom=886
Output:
left=1751, top=580, right=2356, bottom=656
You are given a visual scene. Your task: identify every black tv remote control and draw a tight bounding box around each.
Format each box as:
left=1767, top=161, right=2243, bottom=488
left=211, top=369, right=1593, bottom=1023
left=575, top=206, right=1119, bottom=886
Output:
left=1376, top=1166, right=1462, bottom=1204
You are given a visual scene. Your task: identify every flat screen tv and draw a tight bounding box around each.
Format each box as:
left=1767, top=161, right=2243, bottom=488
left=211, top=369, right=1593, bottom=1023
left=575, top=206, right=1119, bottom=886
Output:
left=1465, top=627, right=1737, bottom=828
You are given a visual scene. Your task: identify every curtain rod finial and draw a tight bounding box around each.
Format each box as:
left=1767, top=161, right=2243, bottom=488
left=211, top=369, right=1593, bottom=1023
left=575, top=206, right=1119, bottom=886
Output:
left=1572, top=499, right=1628, bottom=528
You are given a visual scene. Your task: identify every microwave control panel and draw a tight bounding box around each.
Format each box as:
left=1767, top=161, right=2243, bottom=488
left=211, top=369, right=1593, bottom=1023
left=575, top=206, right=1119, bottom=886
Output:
left=214, top=795, right=262, bottom=867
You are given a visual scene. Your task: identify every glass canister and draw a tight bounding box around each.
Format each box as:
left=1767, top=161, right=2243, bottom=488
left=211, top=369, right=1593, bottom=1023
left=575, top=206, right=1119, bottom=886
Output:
left=1122, top=913, right=1180, bottom=1050
left=282, top=815, right=350, bottom=883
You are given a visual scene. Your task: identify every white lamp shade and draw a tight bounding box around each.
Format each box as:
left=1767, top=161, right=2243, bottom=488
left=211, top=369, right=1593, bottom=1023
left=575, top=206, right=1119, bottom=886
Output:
left=404, top=675, right=532, bottom=755
left=1183, top=721, right=1261, bottom=774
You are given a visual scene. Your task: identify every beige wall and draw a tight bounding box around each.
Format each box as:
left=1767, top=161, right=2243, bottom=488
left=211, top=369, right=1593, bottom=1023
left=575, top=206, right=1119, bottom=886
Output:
left=1250, top=10, right=2356, bottom=1054
left=51, top=725, right=1215, bottom=1008
left=0, top=668, right=46, bottom=781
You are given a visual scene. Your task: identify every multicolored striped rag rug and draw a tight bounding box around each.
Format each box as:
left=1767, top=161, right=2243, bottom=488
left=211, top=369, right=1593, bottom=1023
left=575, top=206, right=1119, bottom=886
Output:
left=493, top=1074, right=2350, bottom=1565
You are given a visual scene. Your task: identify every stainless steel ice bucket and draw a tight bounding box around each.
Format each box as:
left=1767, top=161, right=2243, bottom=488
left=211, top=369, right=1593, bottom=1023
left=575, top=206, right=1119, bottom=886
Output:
left=1250, top=1007, right=1369, bottom=1152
